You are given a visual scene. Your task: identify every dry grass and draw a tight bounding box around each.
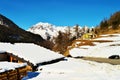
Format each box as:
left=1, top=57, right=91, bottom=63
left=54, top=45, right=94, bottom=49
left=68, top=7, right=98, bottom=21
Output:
left=99, top=28, right=120, bottom=35
left=73, top=40, right=95, bottom=46
left=91, top=40, right=113, bottom=43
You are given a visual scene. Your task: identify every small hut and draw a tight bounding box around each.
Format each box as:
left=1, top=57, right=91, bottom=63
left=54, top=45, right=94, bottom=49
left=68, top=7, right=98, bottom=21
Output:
left=81, top=32, right=97, bottom=40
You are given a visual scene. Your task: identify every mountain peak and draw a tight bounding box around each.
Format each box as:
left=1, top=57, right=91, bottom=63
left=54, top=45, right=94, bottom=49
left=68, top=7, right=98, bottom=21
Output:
left=28, top=22, right=58, bottom=40
left=34, top=22, right=52, bottom=26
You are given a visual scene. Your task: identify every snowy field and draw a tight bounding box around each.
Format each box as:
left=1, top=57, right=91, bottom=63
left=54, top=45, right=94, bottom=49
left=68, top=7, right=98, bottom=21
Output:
left=23, top=58, right=120, bottom=80
left=70, top=34, right=120, bottom=58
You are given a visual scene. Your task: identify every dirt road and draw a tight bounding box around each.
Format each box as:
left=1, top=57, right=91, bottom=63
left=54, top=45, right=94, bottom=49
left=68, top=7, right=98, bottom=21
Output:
left=79, top=57, right=120, bottom=65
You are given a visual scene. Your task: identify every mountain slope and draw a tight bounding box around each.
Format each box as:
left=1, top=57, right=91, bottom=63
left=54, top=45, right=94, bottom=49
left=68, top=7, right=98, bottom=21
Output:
left=0, top=14, right=53, bottom=49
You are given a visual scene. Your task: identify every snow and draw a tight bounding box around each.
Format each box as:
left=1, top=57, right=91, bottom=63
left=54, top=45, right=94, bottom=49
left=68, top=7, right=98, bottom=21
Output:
left=1, top=32, right=119, bottom=80
left=0, top=62, right=27, bottom=73
left=23, top=58, right=120, bottom=80
left=95, top=34, right=120, bottom=41
left=0, top=43, right=64, bottom=65
left=70, top=34, right=120, bottom=58
left=22, top=33, right=120, bottom=80
left=100, top=34, right=120, bottom=37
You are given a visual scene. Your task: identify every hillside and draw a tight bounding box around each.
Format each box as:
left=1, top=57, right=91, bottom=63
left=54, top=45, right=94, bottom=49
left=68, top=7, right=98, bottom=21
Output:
left=0, top=14, right=53, bottom=49
left=96, top=11, right=120, bottom=34
left=68, top=33, right=120, bottom=58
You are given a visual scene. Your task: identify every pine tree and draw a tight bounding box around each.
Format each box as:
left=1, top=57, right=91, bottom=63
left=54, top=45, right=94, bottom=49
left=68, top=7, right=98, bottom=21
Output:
left=108, top=11, right=120, bottom=29
left=100, top=19, right=109, bottom=29
left=74, top=24, right=80, bottom=38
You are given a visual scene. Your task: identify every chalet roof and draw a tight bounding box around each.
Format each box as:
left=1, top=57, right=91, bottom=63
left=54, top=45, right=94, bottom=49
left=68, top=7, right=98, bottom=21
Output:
left=0, top=43, right=64, bottom=66
left=0, top=61, right=27, bottom=73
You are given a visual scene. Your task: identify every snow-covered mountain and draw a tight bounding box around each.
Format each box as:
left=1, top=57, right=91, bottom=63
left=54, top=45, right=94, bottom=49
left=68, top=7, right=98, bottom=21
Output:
left=28, top=22, right=57, bottom=40
left=28, top=22, right=70, bottom=40
left=28, top=22, right=90, bottom=40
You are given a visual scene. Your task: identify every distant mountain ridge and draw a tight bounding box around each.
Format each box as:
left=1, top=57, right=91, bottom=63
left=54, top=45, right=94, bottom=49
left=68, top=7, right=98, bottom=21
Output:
left=28, top=22, right=93, bottom=41
left=0, top=14, right=53, bottom=49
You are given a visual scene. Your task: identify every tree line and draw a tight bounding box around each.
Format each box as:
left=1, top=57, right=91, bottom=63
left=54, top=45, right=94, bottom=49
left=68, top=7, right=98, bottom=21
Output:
left=99, top=11, right=120, bottom=30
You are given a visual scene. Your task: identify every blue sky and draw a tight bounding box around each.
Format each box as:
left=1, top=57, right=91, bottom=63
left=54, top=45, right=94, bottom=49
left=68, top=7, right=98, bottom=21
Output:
left=0, top=0, right=120, bottom=30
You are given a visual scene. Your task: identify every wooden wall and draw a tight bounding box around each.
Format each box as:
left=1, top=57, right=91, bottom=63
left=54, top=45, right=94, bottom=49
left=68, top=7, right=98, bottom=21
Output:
left=0, top=53, right=9, bottom=61
left=0, top=66, right=27, bottom=80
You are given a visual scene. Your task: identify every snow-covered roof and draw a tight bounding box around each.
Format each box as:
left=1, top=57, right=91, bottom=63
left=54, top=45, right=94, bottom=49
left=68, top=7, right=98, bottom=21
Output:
left=0, top=51, right=6, bottom=53
left=0, top=43, right=64, bottom=65
left=0, top=62, right=27, bottom=73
